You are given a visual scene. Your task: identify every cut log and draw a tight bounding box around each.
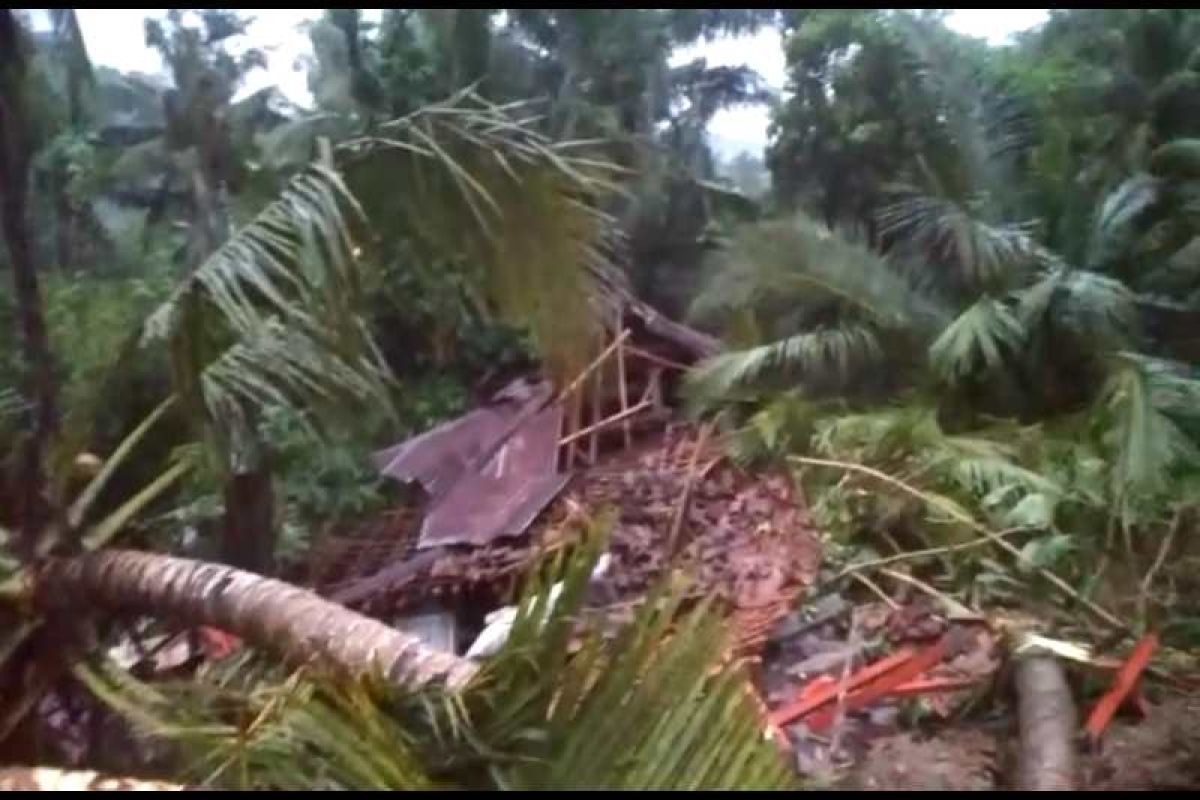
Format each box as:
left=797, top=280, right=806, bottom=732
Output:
left=1014, top=655, right=1078, bottom=790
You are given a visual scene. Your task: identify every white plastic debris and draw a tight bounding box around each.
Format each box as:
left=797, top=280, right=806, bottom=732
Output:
left=465, top=553, right=611, bottom=660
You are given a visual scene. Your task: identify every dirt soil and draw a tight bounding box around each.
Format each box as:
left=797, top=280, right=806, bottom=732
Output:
left=1082, top=695, right=1200, bottom=790
left=838, top=695, right=1200, bottom=790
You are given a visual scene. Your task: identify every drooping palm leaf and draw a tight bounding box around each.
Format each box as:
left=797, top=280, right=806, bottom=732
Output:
left=690, top=325, right=885, bottom=399
left=690, top=215, right=947, bottom=336
left=1017, top=267, right=1138, bottom=347
left=139, top=163, right=388, bottom=444
left=335, top=89, right=626, bottom=382
left=929, top=295, right=1027, bottom=381
left=878, top=191, right=1047, bottom=295
left=1098, top=352, right=1200, bottom=500
left=688, top=216, right=947, bottom=402
left=1087, top=172, right=1162, bottom=269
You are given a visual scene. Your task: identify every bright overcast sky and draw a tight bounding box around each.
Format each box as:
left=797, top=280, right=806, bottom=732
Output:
left=62, top=8, right=1049, bottom=157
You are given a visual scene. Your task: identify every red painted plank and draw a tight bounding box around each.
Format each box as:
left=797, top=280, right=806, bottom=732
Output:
left=768, top=647, right=916, bottom=729
left=803, top=637, right=949, bottom=731
left=1084, top=633, right=1159, bottom=743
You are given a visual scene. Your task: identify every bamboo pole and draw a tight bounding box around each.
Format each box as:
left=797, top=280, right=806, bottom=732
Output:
left=616, top=310, right=632, bottom=450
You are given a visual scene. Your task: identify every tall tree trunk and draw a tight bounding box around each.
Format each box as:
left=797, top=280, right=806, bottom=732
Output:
left=53, top=180, right=74, bottom=272
left=33, top=549, right=479, bottom=691
left=220, top=468, right=276, bottom=576
left=0, top=10, right=60, bottom=553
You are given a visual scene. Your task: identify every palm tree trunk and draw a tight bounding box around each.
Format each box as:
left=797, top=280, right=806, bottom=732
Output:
left=0, top=10, right=60, bottom=552
left=0, top=766, right=188, bottom=791
left=220, top=467, right=276, bottom=575
left=32, top=550, right=478, bottom=691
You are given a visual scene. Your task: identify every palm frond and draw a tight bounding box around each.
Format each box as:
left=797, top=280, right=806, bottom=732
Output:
left=811, top=404, right=942, bottom=465
left=689, top=325, right=885, bottom=400
left=891, top=14, right=1033, bottom=198
left=879, top=191, right=1048, bottom=295
left=196, top=319, right=392, bottom=435
left=140, top=164, right=386, bottom=442
left=929, top=296, right=1027, bottom=381
left=932, top=435, right=1063, bottom=503
left=1098, top=352, right=1200, bottom=500
left=1017, top=267, right=1138, bottom=346
left=809, top=405, right=1062, bottom=526
left=690, top=215, right=948, bottom=338
left=1087, top=173, right=1161, bottom=268
left=337, top=89, right=626, bottom=382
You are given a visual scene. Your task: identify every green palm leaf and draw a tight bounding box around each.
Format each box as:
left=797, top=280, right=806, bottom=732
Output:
left=1099, top=352, right=1200, bottom=500
left=878, top=192, right=1047, bottom=294
left=336, top=89, right=626, bottom=381
left=1017, top=267, right=1137, bottom=346
left=929, top=295, right=1027, bottom=381
left=139, top=163, right=384, bottom=442
left=691, top=215, right=947, bottom=336
left=690, top=325, right=885, bottom=398
left=1088, top=172, right=1162, bottom=268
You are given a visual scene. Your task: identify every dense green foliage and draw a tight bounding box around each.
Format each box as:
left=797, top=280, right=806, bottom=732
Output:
left=692, top=9, right=1200, bottom=636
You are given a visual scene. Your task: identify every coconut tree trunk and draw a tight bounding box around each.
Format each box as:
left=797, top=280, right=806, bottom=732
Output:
left=0, top=10, right=60, bottom=552
left=32, top=550, right=479, bottom=691
left=220, top=468, right=276, bottom=576
left=0, top=767, right=189, bottom=791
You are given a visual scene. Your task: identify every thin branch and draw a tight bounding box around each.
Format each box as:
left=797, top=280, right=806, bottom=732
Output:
left=667, top=421, right=718, bottom=558
left=835, top=527, right=1033, bottom=579
left=1138, top=509, right=1184, bottom=624
left=850, top=571, right=899, bottom=610
left=878, top=568, right=982, bottom=620
left=790, top=455, right=1131, bottom=635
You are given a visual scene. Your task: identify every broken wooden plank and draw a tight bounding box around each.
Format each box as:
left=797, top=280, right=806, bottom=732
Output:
left=589, top=363, right=602, bottom=463
left=768, top=646, right=917, bottom=728
left=557, top=399, right=654, bottom=447
left=667, top=421, right=717, bottom=557
left=803, top=636, right=952, bottom=732
left=616, top=310, right=632, bottom=450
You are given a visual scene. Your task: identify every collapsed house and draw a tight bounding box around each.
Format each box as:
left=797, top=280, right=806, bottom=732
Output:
left=308, top=278, right=821, bottom=661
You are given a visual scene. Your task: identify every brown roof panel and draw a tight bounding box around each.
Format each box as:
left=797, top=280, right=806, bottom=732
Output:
left=373, top=379, right=553, bottom=498
left=417, top=404, right=568, bottom=549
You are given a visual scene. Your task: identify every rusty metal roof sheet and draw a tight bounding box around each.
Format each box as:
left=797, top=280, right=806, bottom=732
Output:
left=373, top=378, right=568, bottom=550
left=373, top=378, right=553, bottom=499
left=417, top=404, right=568, bottom=549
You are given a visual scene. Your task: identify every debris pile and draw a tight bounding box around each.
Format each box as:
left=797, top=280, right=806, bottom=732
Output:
left=759, top=595, right=1000, bottom=778
left=304, top=296, right=819, bottom=665
left=310, top=422, right=822, bottom=663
